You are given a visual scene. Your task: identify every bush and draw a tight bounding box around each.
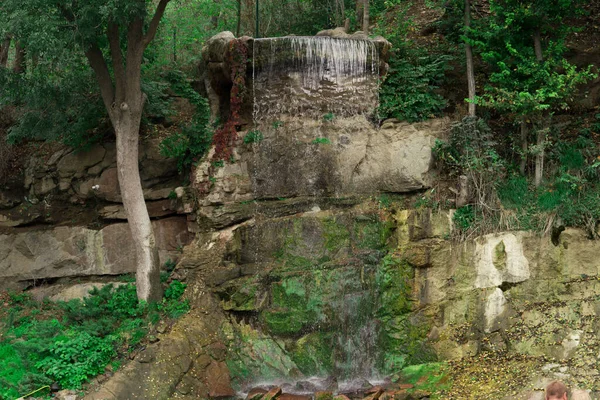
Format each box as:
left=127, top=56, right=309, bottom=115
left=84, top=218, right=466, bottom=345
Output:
left=159, top=71, right=213, bottom=173
left=379, top=52, right=451, bottom=123
left=0, top=281, right=190, bottom=397
left=434, top=117, right=505, bottom=210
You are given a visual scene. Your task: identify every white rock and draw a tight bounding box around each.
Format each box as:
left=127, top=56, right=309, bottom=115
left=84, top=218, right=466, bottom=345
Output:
left=475, top=232, right=530, bottom=289
left=484, top=288, right=507, bottom=333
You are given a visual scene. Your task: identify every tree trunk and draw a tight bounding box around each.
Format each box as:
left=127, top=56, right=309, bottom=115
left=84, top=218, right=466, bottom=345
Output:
left=520, top=121, right=527, bottom=175
left=115, top=110, right=163, bottom=302
left=533, top=29, right=544, bottom=187
left=356, top=0, right=363, bottom=30
left=0, top=36, right=10, bottom=67
left=13, top=41, right=25, bottom=73
left=362, top=0, right=369, bottom=34
left=534, top=30, right=543, bottom=62
left=236, top=0, right=242, bottom=37
left=465, top=0, right=476, bottom=116
left=534, top=126, right=544, bottom=187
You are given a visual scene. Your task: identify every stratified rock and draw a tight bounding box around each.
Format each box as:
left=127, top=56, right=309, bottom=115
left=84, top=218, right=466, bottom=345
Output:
left=57, top=144, right=106, bottom=178
left=99, top=200, right=177, bottom=220
left=0, top=217, right=190, bottom=289
left=247, top=388, right=268, bottom=400
left=279, top=394, right=311, bottom=400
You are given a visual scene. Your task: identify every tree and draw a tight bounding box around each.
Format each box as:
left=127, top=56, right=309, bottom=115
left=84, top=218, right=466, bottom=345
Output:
left=474, top=0, right=595, bottom=184
left=1, top=0, right=173, bottom=302
left=363, top=0, right=370, bottom=34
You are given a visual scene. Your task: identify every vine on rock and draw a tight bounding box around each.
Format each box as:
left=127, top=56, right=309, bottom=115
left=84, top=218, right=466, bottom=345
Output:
left=212, top=38, right=248, bottom=162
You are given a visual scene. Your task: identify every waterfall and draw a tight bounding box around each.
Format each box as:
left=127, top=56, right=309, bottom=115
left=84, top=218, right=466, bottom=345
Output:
left=252, top=36, right=379, bottom=122
left=237, top=35, right=385, bottom=398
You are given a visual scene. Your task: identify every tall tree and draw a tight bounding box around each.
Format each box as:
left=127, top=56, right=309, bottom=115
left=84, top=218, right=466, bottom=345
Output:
left=12, top=41, right=25, bottom=73
left=1, top=0, right=173, bottom=302
left=464, top=0, right=476, bottom=116
left=362, top=0, right=370, bottom=34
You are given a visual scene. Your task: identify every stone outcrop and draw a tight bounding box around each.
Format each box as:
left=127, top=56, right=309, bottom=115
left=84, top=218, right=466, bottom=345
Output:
left=0, top=138, right=187, bottom=228
left=194, top=116, right=448, bottom=219
left=0, top=217, right=191, bottom=290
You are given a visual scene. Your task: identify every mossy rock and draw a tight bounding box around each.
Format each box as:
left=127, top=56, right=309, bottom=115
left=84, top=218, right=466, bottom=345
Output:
left=290, top=332, right=335, bottom=376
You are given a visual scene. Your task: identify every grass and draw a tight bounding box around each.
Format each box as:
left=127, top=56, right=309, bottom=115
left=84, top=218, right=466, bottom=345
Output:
left=0, top=280, right=189, bottom=399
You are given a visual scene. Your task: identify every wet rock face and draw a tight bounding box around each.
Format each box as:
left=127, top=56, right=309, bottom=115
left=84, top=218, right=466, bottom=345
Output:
left=201, top=31, right=390, bottom=123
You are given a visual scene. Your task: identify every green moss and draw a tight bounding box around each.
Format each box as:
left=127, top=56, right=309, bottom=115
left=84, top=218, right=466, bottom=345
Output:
left=322, top=217, right=350, bottom=254
left=290, top=332, right=334, bottom=375
left=218, top=276, right=263, bottom=311
left=375, top=255, right=436, bottom=373
left=400, top=362, right=451, bottom=393
left=315, top=392, right=334, bottom=400
left=264, top=277, right=319, bottom=335
left=225, top=322, right=299, bottom=386
left=355, top=216, right=394, bottom=250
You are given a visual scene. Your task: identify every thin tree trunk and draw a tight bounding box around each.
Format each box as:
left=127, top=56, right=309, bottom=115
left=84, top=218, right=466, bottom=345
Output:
left=465, top=0, right=476, bottom=117
left=0, top=36, right=11, bottom=67
left=356, top=0, right=363, bottom=31
left=534, top=30, right=543, bottom=62
left=520, top=121, right=527, bottom=175
left=236, top=0, right=242, bottom=37
left=534, top=126, right=544, bottom=187
left=13, top=41, right=25, bottom=73
left=533, top=29, right=544, bottom=187
left=362, top=0, right=369, bottom=34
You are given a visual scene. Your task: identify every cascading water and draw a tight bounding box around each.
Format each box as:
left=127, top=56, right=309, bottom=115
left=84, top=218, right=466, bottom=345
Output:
left=238, top=36, right=386, bottom=398
left=252, top=36, right=379, bottom=122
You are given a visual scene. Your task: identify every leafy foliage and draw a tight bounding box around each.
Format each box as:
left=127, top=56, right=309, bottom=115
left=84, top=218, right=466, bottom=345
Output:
left=376, top=4, right=451, bottom=122
left=0, top=280, right=189, bottom=398
left=243, top=129, right=264, bottom=144
left=159, top=71, right=213, bottom=172
left=379, top=52, right=451, bottom=122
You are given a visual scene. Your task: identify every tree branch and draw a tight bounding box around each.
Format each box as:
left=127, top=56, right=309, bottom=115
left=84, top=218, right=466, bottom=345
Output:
left=85, top=44, right=116, bottom=121
left=108, top=22, right=126, bottom=103
left=143, top=0, right=171, bottom=49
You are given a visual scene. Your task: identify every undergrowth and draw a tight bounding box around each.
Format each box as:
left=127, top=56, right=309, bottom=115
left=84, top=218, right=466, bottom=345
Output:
left=434, top=115, right=600, bottom=239
left=0, top=279, right=189, bottom=399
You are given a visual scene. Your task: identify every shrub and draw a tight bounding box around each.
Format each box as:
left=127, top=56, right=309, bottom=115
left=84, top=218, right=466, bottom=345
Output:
left=0, top=281, right=190, bottom=396
left=243, top=130, right=264, bottom=144
left=159, top=71, right=214, bottom=173
left=379, top=51, right=451, bottom=123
